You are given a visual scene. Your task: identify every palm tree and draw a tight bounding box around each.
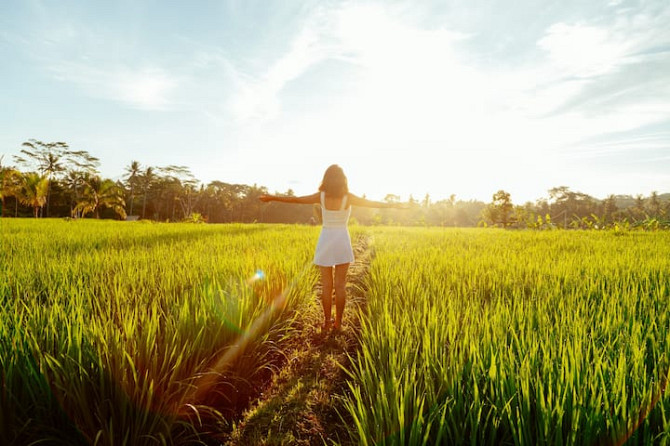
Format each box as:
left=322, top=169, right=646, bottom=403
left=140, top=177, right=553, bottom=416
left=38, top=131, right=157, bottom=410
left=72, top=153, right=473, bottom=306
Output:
left=140, top=166, right=155, bottom=219
left=65, top=150, right=100, bottom=174
left=0, top=156, right=21, bottom=217
left=124, top=160, right=142, bottom=216
left=74, top=175, right=127, bottom=219
left=19, top=172, right=49, bottom=218
left=16, top=140, right=68, bottom=217
left=62, top=170, right=85, bottom=217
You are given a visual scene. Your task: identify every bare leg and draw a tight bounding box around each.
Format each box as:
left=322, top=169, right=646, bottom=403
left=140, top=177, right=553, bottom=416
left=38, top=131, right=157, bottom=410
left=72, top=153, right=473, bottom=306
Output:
left=333, top=263, right=350, bottom=330
left=319, top=266, right=334, bottom=330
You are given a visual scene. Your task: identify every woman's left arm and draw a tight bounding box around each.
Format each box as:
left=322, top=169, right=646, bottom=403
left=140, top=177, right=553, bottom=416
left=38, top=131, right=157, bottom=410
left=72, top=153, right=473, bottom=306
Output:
left=259, top=192, right=320, bottom=204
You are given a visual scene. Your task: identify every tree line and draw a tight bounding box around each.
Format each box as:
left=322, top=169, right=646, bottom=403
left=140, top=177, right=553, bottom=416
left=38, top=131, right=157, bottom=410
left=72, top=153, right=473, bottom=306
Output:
left=482, top=187, right=670, bottom=230
left=2, top=140, right=669, bottom=229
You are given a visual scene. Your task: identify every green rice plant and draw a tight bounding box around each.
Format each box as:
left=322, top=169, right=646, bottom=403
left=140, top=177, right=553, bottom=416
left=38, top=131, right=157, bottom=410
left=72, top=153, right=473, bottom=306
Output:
left=343, top=228, right=670, bottom=446
left=0, top=219, right=320, bottom=445
left=3, top=220, right=668, bottom=445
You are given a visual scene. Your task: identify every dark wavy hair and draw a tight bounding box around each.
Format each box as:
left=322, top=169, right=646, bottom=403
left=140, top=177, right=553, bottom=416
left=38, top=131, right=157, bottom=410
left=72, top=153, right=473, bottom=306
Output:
left=318, top=164, right=348, bottom=198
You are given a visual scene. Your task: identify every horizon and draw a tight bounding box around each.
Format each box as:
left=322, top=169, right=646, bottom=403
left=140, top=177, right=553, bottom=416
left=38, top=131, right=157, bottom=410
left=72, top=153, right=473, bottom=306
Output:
left=4, top=143, right=668, bottom=205
left=2, top=0, right=669, bottom=204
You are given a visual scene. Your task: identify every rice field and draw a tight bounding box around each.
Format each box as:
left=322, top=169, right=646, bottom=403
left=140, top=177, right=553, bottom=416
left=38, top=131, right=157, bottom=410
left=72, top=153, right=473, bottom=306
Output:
left=0, top=219, right=322, bottom=444
left=345, top=227, right=670, bottom=445
left=1, top=220, right=669, bottom=445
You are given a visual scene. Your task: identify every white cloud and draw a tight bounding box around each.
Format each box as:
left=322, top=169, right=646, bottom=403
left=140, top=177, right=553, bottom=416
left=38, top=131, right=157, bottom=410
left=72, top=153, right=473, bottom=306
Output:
left=115, top=68, right=178, bottom=110
left=513, top=5, right=670, bottom=159
left=6, top=4, right=182, bottom=112
left=538, top=23, right=629, bottom=78
left=229, top=9, right=334, bottom=122
left=50, top=63, right=178, bottom=110
left=226, top=3, right=469, bottom=124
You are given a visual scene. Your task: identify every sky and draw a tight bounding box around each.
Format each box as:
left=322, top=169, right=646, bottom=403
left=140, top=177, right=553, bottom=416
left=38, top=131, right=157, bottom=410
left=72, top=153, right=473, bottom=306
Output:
left=1, top=0, right=669, bottom=203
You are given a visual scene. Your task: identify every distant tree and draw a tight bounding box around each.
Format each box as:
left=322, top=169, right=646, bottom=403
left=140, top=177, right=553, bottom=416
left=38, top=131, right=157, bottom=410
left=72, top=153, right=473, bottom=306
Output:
left=124, top=160, right=142, bottom=216
left=448, top=194, right=456, bottom=207
left=155, top=165, right=199, bottom=220
left=15, top=140, right=69, bottom=217
left=547, top=186, right=595, bottom=227
left=140, top=166, right=156, bottom=219
left=535, top=198, right=550, bottom=219
left=548, top=186, right=570, bottom=202
left=628, top=194, right=646, bottom=222
left=647, top=191, right=661, bottom=218
left=65, top=150, right=100, bottom=174
left=422, top=193, right=431, bottom=208
left=62, top=151, right=100, bottom=217
left=601, top=194, right=618, bottom=225
left=484, top=190, right=514, bottom=227
left=384, top=194, right=400, bottom=203
left=204, top=181, right=235, bottom=222
left=151, top=175, right=177, bottom=220
left=74, top=175, right=126, bottom=219
left=513, top=203, right=537, bottom=229
left=456, top=200, right=483, bottom=226
left=0, top=159, right=21, bottom=217
left=6, top=143, right=670, bottom=227
left=177, top=181, right=200, bottom=220
left=426, top=199, right=452, bottom=226
left=14, top=140, right=100, bottom=217
left=62, top=170, right=85, bottom=217
left=547, top=186, right=571, bottom=227
left=18, top=172, right=49, bottom=218
left=239, top=184, right=268, bottom=222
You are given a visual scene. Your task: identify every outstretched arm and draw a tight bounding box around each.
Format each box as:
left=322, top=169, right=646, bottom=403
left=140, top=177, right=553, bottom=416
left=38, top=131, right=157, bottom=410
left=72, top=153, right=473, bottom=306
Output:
left=348, top=193, right=408, bottom=209
left=259, top=192, right=320, bottom=205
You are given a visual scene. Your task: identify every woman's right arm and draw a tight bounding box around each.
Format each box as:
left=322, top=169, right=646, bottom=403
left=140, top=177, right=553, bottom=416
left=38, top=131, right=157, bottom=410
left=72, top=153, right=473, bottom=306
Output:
left=259, top=192, right=320, bottom=204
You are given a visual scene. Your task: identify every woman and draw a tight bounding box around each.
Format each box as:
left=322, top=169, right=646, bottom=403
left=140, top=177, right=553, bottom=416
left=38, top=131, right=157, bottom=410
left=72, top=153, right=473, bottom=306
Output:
left=259, top=164, right=405, bottom=332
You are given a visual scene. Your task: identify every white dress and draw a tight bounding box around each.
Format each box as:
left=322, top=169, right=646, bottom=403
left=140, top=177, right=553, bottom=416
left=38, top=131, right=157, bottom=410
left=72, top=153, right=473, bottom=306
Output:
left=313, top=192, right=354, bottom=267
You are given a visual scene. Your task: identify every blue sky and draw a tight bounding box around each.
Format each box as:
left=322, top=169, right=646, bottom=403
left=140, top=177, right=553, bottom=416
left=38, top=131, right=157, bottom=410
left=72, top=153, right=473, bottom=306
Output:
left=1, top=0, right=669, bottom=203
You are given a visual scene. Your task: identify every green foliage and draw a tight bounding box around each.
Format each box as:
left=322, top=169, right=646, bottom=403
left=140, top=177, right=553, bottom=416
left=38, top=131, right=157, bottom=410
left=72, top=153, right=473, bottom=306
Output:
left=18, top=172, right=49, bottom=217
left=183, top=212, right=206, bottom=223
left=5, top=141, right=670, bottom=225
left=0, top=220, right=319, bottom=444
left=73, top=175, right=127, bottom=219
left=484, top=190, right=514, bottom=227
left=343, top=227, right=670, bottom=445
left=0, top=163, right=22, bottom=217
left=2, top=221, right=670, bottom=445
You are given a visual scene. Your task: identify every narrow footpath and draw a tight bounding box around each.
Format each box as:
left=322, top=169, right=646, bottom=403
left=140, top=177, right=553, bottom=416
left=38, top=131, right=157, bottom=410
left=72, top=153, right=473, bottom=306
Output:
left=225, top=235, right=372, bottom=446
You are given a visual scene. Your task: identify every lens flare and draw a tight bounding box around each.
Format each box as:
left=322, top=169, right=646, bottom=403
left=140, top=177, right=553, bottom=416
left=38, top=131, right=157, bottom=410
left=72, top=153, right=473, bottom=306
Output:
left=247, top=269, right=266, bottom=284
left=180, top=264, right=313, bottom=412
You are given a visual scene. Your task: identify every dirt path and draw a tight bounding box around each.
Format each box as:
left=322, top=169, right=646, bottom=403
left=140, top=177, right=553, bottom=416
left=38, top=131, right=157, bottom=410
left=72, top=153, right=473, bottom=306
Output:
left=225, top=235, right=372, bottom=445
